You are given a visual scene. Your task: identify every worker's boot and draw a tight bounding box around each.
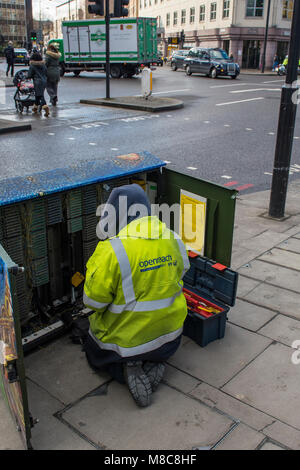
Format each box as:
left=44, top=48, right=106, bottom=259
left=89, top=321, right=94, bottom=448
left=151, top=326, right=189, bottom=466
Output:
left=143, top=362, right=165, bottom=392
left=42, top=105, right=50, bottom=117
left=124, top=361, right=152, bottom=408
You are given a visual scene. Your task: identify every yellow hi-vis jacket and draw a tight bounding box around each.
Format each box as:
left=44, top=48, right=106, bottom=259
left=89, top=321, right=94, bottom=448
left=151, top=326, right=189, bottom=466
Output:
left=83, top=216, right=190, bottom=358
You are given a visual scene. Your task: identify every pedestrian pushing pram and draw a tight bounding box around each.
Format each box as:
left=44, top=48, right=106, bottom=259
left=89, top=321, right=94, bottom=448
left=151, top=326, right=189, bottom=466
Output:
left=13, top=69, right=35, bottom=113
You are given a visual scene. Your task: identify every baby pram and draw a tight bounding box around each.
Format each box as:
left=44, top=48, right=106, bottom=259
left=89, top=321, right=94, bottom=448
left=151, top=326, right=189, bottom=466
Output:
left=13, top=69, right=35, bottom=113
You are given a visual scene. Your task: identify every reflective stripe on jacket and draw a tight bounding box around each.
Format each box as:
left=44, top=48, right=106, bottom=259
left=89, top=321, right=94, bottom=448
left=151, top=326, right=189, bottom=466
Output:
left=84, top=216, right=190, bottom=357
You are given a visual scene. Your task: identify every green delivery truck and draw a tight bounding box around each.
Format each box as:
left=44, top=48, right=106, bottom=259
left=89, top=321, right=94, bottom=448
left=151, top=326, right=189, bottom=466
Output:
left=49, top=17, right=158, bottom=79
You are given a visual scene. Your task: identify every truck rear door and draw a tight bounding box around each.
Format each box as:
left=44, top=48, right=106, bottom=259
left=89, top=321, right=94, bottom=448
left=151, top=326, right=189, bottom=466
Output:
left=137, top=18, right=157, bottom=64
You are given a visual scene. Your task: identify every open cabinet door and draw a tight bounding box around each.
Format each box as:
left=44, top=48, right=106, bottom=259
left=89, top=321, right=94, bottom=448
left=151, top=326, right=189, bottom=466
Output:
left=160, top=168, right=238, bottom=267
left=0, top=245, right=32, bottom=449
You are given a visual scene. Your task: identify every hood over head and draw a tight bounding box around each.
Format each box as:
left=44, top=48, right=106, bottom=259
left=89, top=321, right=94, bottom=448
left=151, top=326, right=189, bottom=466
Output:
left=96, top=184, right=151, bottom=240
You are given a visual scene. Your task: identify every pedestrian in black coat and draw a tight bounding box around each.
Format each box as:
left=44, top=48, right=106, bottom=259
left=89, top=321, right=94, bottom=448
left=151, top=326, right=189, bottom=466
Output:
left=27, top=52, right=50, bottom=117
left=4, top=41, right=15, bottom=77
left=45, top=44, right=61, bottom=106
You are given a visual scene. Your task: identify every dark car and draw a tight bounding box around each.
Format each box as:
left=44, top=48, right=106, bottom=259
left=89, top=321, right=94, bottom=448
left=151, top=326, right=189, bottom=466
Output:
left=170, top=50, right=189, bottom=71
left=184, top=48, right=240, bottom=79
left=14, top=48, right=30, bottom=65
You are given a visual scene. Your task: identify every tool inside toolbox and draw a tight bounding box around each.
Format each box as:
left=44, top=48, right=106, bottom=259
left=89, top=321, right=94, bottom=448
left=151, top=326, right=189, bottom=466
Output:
left=183, top=287, right=224, bottom=319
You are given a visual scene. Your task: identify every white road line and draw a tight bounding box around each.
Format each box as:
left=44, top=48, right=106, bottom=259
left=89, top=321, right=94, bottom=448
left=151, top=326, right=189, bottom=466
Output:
left=230, top=88, right=281, bottom=93
left=246, top=128, right=253, bottom=131
left=221, top=175, right=232, bottom=179
left=89, top=142, right=96, bottom=146
left=111, top=147, right=119, bottom=150
left=210, top=83, right=256, bottom=88
left=224, top=124, right=231, bottom=127
left=268, top=132, right=275, bottom=135
left=187, top=166, right=197, bottom=170
left=164, top=160, right=171, bottom=164
left=151, top=89, right=191, bottom=95
left=204, top=120, right=211, bottom=124
left=264, top=172, right=273, bottom=175
left=263, top=79, right=284, bottom=83
left=216, top=97, right=264, bottom=106
left=48, top=133, right=55, bottom=136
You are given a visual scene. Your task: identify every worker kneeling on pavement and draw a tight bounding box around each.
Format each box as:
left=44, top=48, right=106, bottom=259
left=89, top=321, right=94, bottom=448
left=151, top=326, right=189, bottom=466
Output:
left=83, top=184, right=190, bottom=407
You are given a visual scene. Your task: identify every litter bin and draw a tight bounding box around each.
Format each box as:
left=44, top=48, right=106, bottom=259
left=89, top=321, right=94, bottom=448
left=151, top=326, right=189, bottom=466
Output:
left=0, top=151, right=238, bottom=448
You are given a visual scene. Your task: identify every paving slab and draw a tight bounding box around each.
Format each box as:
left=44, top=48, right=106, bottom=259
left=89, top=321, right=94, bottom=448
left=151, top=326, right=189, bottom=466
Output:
left=27, top=380, right=95, bottom=450
left=245, top=283, right=300, bottom=319
left=223, top=343, right=300, bottom=429
left=277, top=237, right=300, bottom=254
left=228, top=299, right=276, bottom=332
left=0, top=396, right=24, bottom=450
left=238, top=260, right=300, bottom=293
left=237, top=230, right=291, bottom=252
left=24, top=336, right=110, bottom=405
left=258, top=248, right=300, bottom=271
left=294, top=232, right=300, bottom=239
left=235, top=275, right=261, bottom=298
left=170, top=324, right=272, bottom=388
left=263, top=420, right=300, bottom=450
left=259, top=314, right=300, bottom=347
left=163, top=364, right=201, bottom=394
left=215, top=423, right=265, bottom=450
left=80, top=96, right=184, bottom=112
left=61, top=382, right=233, bottom=450
left=189, top=383, right=274, bottom=431
left=231, top=248, right=261, bottom=270
left=259, top=441, right=286, bottom=450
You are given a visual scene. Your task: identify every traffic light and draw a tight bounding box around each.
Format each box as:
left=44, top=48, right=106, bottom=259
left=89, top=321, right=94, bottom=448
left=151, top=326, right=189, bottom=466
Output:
left=113, top=0, right=129, bottom=17
left=88, top=0, right=104, bottom=16
left=31, top=31, right=37, bottom=41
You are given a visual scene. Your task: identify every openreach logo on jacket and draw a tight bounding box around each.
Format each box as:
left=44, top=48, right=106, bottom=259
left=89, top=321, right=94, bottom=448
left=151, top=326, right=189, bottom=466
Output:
left=139, top=255, right=176, bottom=272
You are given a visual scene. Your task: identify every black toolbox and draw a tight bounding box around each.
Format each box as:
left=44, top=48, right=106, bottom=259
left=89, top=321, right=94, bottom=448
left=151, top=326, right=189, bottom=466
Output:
left=183, top=252, right=238, bottom=347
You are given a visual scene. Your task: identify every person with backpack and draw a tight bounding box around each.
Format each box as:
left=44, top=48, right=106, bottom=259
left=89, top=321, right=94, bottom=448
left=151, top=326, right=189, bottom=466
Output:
left=4, top=41, right=15, bottom=77
left=27, top=52, right=50, bottom=117
left=45, top=44, right=61, bottom=106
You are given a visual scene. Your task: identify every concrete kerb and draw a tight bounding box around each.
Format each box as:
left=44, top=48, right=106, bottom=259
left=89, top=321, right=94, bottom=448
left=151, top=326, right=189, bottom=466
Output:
left=79, top=96, right=184, bottom=112
left=0, top=119, right=32, bottom=135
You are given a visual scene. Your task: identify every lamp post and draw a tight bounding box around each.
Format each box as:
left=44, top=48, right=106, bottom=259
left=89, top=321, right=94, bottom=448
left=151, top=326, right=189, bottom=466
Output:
left=268, top=0, right=300, bottom=218
left=261, top=0, right=271, bottom=73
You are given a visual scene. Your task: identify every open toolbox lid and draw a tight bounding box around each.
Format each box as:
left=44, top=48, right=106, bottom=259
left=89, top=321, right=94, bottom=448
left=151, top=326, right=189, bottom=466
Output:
left=183, top=252, right=239, bottom=307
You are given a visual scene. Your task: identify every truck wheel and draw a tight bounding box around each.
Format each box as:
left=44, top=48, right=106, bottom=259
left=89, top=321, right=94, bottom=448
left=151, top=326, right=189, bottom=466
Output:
left=110, top=65, right=122, bottom=79
left=73, top=71, right=81, bottom=77
left=60, top=64, right=65, bottom=77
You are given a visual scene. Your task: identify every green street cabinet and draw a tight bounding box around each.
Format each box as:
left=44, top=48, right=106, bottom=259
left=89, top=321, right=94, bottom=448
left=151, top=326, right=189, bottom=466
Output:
left=0, top=152, right=237, bottom=449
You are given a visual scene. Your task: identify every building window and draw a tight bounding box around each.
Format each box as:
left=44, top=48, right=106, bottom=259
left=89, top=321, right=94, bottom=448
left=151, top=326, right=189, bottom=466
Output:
left=246, top=0, right=264, bottom=17
left=199, top=4, right=205, bottom=21
left=155, top=0, right=157, bottom=3
left=190, top=7, right=195, bottom=23
left=144, top=0, right=147, bottom=7
left=181, top=9, right=186, bottom=24
left=282, top=0, right=293, bottom=19
left=166, top=12, right=170, bottom=26
left=210, top=2, right=217, bottom=20
left=140, top=0, right=142, bottom=8
left=223, top=0, right=230, bottom=18
left=173, top=11, right=178, bottom=25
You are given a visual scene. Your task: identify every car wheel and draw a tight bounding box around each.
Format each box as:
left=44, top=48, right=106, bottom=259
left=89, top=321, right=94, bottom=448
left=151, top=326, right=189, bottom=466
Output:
left=231, top=75, right=237, bottom=79
left=171, top=62, right=177, bottom=71
left=210, top=67, right=218, bottom=79
left=186, top=65, right=192, bottom=76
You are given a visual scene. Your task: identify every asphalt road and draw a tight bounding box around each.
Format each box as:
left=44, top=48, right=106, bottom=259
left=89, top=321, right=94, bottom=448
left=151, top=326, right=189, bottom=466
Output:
left=1, top=62, right=300, bottom=194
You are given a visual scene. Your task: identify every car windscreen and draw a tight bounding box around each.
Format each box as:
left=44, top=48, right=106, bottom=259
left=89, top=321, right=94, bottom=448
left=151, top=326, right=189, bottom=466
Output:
left=210, top=50, right=229, bottom=60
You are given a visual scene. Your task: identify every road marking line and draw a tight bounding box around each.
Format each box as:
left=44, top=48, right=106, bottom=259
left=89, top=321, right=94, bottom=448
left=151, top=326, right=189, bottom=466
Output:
left=224, top=181, right=238, bottom=187
left=89, top=142, right=96, bottom=145
left=187, top=166, right=197, bottom=170
left=68, top=137, right=75, bottom=140
left=224, top=124, right=231, bottom=127
left=204, top=120, right=211, bottom=124
left=216, top=97, right=264, bottom=106
left=236, top=184, right=254, bottom=191
left=263, top=79, right=284, bottom=83
left=268, top=132, right=275, bottom=135
left=246, top=128, right=253, bottom=131
left=230, top=88, right=281, bottom=93
left=111, top=147, right=119, bottom=150
left=210, top=83, right=256, bottom=88
left=48, top=133, right=55, bottom=135
left=294, top=136, right=299, bottom=139
left=221, top=175, right=232, bottom=179
left=152, top=89, right=191, bottom=95
left=264, top=172, right=273, bottom=175
left=164, top=160, right=171, bottom=164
